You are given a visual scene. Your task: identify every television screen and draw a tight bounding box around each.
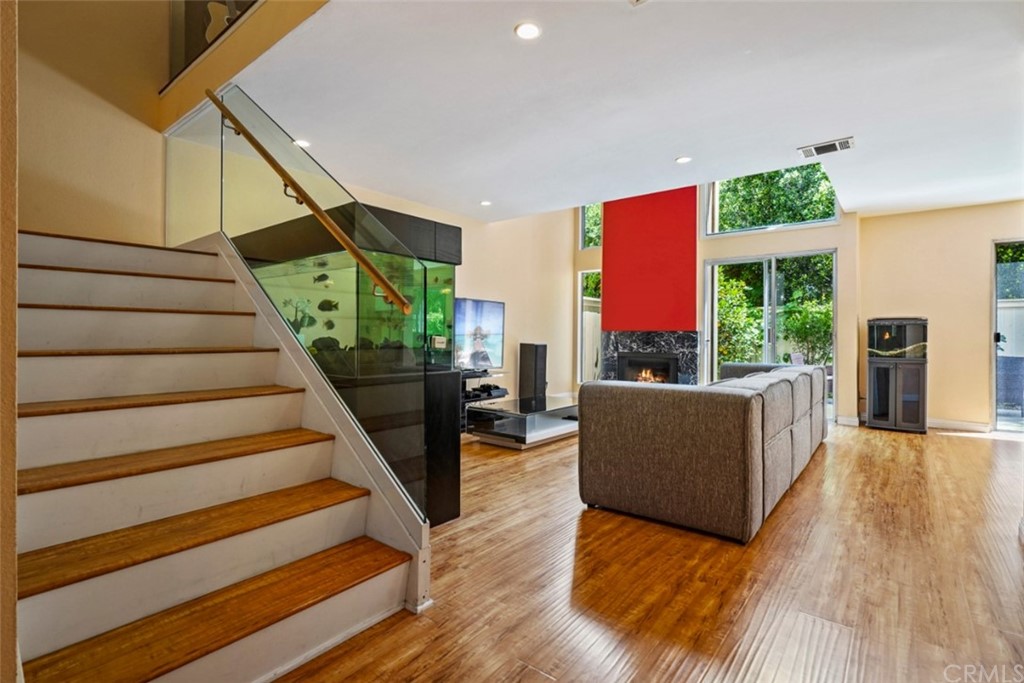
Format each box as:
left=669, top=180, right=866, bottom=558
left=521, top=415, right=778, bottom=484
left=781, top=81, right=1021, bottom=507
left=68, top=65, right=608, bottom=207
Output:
left=454, top=298, right=505, bottom=370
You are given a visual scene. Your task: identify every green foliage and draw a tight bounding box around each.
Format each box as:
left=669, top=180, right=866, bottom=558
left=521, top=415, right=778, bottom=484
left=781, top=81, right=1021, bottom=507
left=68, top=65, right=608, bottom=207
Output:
left=778, top=300, right=833, bottom=365
left=776, top=253, right=834, bottom=304
left=997, top=243, right=1024, bottom=263
left=996, top=243, right=1024, bottom=300
left=582, top=203, right=603, bottom=248
left=716, top=254, right=834, bottom=369
left=718, top=163, right=836, bottom=232
left=582, top=271, right=602, bottom=299
left=719, top=253, right=833, bottom=309
left=716, top=276, right=763, bottom=366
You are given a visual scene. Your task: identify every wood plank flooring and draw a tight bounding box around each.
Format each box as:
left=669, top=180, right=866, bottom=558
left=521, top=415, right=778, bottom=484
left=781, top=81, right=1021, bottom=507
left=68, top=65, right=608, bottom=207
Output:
left=280, top=426, right=1024, bottom=683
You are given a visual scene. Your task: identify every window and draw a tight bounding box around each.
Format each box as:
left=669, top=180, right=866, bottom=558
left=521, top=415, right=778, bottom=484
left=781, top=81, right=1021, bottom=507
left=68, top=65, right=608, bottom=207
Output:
left=580, top=203, right=603, bottom=249
left=707, top=163, right=837, bottom=235
left=579, top=271, right=602, bottom=382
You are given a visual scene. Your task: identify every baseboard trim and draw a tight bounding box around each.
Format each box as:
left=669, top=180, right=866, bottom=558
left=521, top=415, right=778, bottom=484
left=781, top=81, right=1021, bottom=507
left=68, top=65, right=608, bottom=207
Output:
left=855, top=412, right=990, bottom=433
left=927, top=419, right=990, bottom=433
left=836, top=416, right=860, bottom=427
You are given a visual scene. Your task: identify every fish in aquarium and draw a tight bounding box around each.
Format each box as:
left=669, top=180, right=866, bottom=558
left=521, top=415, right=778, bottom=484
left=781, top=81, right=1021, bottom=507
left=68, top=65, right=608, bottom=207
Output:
left=324, top=320, right=336, bottom=330
left=318, top=299, right=340, bottom=311
left=313, top=259, right=329, bottom=268
left=313, top=273, right=331, bottom=284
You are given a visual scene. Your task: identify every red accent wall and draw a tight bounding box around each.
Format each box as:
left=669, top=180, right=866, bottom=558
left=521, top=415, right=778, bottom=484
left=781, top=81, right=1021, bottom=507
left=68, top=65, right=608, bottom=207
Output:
left=602, top=186, right=697, bottom=331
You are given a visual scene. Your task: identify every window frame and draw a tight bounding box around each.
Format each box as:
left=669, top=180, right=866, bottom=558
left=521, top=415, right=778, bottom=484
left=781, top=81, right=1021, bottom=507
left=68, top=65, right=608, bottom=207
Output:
left=579, top=203, right=603, bottom=250
left=577, top=269, right=602, bottom=384
left=700, top=166, right=841, bottom=238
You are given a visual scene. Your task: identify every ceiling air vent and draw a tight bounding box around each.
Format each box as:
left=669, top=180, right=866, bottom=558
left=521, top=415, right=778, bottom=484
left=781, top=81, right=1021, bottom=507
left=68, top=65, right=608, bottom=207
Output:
left=798, top=136, right=855, bottom=159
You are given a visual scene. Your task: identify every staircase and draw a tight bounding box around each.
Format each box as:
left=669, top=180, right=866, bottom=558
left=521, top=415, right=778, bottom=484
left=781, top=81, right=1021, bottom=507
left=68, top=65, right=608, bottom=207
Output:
left=16, top=231, right=414, bottom=682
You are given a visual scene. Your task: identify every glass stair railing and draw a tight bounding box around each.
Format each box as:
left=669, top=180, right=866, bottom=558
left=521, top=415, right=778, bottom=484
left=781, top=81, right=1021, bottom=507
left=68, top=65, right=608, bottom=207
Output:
left=171, top=84, right=437, bottom=521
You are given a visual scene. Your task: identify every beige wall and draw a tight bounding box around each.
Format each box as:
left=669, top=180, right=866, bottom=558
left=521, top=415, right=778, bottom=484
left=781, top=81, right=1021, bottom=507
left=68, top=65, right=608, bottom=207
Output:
left=1, top=1, right=16, bottom=678
left=860, top=201, right=1024, bottom=427
left=698, top=209, right=862, bottom=422
left=18, top=0, right=168, bottom=245
left=459, top=210, right=577, bottom=398
left=158, top=0, right=326, bottom=131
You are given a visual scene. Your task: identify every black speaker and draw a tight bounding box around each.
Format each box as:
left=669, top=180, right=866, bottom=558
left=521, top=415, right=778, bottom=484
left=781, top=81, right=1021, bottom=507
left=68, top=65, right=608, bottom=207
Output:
left=519, top=343, right=547, bottom=398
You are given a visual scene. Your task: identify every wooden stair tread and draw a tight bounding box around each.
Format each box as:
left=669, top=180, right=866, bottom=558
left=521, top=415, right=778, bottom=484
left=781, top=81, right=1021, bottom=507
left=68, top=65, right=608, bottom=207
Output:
left=18, top=479, right=370, bottom=598
left=18, top=385, right=303, bottom=418
left=18, top=230, right=218, bottom=256
left=22, top=537, right=409, bottom=683
left=18, top=263, right=235, bottom=284
left=18, top=303, right=254, bottom=316
left=19, top=346, right=278, bottom=357
left=18, top=429, right=335, bottom=494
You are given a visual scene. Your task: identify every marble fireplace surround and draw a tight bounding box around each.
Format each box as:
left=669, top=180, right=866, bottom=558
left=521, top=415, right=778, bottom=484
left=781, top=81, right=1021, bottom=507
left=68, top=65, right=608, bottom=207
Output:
left=600, top=331, right=699, bottom=385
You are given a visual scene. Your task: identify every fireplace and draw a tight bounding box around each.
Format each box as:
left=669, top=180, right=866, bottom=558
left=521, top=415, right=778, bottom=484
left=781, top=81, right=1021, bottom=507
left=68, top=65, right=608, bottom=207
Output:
left=616, top=352, right=679, bottom=384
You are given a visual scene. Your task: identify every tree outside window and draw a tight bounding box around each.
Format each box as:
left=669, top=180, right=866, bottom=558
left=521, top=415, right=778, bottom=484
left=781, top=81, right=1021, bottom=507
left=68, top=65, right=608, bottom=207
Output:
left=716, top=163, right=836, bottom=233
left=581, top=203, right=603, bottom=248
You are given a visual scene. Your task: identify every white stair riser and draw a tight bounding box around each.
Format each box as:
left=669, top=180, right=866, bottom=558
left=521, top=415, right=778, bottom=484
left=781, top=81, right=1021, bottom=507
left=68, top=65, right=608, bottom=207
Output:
left=18, top=393, right=304, bottom=468
left=155, top=564, right=408, bottom=683
left=18, top=352, right=279, bottom=403
left=18, top=268, right=238, bottom=311
left=18, top=308, right=254, bottom=350
left=18, top=499, right=370, bottom=660
left=19, top=233, right=224, bottom=278
left=17, top=441, right=334, bottom=552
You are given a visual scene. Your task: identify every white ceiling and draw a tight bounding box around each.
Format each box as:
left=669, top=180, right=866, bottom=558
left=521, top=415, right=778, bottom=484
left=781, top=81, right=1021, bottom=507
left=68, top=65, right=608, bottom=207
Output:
left=236, top=1, right=1024, bottom=223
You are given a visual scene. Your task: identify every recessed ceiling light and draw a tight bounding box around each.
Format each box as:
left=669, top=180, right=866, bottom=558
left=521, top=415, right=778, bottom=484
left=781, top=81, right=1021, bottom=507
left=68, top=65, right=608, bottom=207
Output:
left=293, top=140, right=311, bottom=148
left=514, top=22, right=541, bottom=40
left=675, top=156, right=693, bottom=164
left=480, top=200, right=492, bottom=207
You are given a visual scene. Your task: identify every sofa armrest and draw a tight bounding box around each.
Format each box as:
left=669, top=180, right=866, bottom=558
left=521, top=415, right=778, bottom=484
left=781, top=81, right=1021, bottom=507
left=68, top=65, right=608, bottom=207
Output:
left=578, top=381, right=764, bottom=542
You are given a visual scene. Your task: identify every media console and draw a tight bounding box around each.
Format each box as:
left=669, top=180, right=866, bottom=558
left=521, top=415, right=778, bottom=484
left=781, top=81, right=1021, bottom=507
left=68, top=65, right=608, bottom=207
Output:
left=460, top=369, right=508, bottom=432
left=466, top=395, right=578, bottom=449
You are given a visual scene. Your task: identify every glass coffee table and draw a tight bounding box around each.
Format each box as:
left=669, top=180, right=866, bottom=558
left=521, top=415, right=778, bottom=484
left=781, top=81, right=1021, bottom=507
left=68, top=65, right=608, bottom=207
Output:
left=466, top=395, right=578, bottom=449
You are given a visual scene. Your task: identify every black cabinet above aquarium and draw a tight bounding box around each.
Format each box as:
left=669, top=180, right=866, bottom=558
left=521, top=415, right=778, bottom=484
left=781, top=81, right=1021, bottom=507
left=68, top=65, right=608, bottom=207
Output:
left=232, top=203, right=461, bottom=267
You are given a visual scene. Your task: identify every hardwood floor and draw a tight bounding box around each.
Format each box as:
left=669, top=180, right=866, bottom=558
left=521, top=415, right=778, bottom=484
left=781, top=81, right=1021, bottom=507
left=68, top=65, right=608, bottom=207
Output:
left=281, top=426, right=1024, bottom=682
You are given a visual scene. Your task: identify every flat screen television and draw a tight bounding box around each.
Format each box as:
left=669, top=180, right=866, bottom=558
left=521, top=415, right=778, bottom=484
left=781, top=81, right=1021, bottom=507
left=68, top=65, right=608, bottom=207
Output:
left=454, top=298, right=505, bottom=370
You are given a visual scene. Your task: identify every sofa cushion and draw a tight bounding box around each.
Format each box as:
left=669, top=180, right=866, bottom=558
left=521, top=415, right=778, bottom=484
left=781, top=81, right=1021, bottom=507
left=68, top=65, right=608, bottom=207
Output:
left=578, top=381, right=766, bottom=542
left=791, top=413, right=813, bottom=480
left=717, top=375, right=793, bottom=440
left=812, top=401, right=825, bottom=448
left=719, top=362, right=787, bottom=380
left=762, top=429, right=793, bottom=517
left=770, top=369, right=812, bottom=419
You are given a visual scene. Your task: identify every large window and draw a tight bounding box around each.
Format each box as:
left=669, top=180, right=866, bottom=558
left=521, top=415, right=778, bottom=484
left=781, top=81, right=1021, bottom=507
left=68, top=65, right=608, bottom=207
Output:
left=708, top=163, right=837, bottom=235
left=581, top=203, right=603, bottom=249
left=579, top=271, right=602, bottom=382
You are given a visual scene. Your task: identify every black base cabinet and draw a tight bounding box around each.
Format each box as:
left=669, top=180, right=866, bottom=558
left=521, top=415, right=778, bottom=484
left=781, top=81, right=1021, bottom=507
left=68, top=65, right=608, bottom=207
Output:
left=867, top=360, right=927, bottom=433
left=425, top=371, right=461, bottom=526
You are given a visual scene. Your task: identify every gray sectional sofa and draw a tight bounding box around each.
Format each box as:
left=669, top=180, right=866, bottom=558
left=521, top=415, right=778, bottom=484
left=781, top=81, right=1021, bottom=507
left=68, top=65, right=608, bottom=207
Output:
left=578, top=365, right=828, bottom=543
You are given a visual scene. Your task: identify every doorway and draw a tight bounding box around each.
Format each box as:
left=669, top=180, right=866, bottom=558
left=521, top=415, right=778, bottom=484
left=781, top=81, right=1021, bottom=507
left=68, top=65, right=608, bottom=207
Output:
left=708, top=250, right=836, bottom=418
left=995, top=241, right=1024, bottom=432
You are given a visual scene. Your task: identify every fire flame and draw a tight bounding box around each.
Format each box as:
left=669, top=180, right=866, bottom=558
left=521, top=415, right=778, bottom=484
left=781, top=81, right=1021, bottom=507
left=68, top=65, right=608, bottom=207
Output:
left=636, top=368, right=665, bottom=383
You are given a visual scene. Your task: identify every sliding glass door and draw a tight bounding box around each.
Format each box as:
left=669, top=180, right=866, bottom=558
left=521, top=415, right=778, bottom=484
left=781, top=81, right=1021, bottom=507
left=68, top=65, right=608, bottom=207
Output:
left=995, top=241, right=1024, bottom=431
left=712, top=260, right=768, bottom=371
left=710, top=251, right=836, bottom=415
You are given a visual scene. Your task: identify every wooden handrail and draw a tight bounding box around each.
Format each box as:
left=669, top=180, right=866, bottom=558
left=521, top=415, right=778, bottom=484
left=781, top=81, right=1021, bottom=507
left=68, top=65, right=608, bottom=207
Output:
left=204, top=89, right=412, bottom=315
